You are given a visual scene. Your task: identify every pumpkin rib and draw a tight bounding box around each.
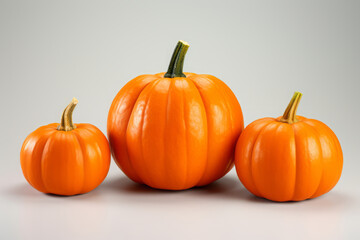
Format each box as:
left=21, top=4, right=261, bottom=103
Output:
left=249, top=120, right=275, bottom=198
left=290, top=123, right=298, bottom=200
left=39, top=131, right=56, bottom=193
left=210, top=76, right=244, bottom=176
left=80, top=122, right=111, bottom=178
left=93, top=126, right=111, bottom=181
left=180, top=78, right=205, bottom=189
left=122, top=119, right=141, bottom=183
left=119, top=76, right=157, bottom=184
left=76, top=126, right=109, bottom=193
left=290, top=121, right=323, bottom=200
left=21, top=127, right=41, bottom=188
left=72, top=131, right=86, bottom=194
left=191, top=74, right=235, bottom=185
left=166, top=78, right=195, bottom=189
left=326, top=124, right=343, bottom=180
left=138, top=79, right=163, bottom=187
left=165, top=78, right=187, bottom=189
left=180, top=81, right=189, bottom=189
left=275, top=122, right=297, bottom=201
left=39, top=125, right=59, bottom=193
left=304, top=119, right=343, bottom=198
left=187, top=74, right=210, bottom=186
left=180, top=75, right=209, bottom=188
left=73, top=128, right=93, bottom=194
left=235, top=118, right=272, bottom=197
left=323, top=121, right=343, bottom=190
left=301, top=120, right=325, bottom=198
left=127, top=77, right=173, bottom=188
left=202, top=75, right=236, bottom=178
left=25, top=126, right=55, bottom=193
left=109, top=74, right=157, bottom=183
left=163, top=78, right=173, bottom=187
left=184, top=77, right=209, bottom=188
left=254, top=121, right=296, bottom=201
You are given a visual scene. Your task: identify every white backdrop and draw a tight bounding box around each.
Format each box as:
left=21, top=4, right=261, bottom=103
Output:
left=1, top=0, right=359, bottom=239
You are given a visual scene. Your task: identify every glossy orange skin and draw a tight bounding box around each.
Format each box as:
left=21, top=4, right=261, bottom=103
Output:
left=108, top=72, right=244, bottom=190
left=235, top=116, right=343, bottom=202
left=20, top=123, right=111, bottom=196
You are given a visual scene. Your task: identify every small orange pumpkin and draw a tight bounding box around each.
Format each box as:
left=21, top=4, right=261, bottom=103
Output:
left=235, top=92, right=343, bottom=202
left=20, top=98, right=110, bottom=196
left=107, top=41, right=244, bottom=190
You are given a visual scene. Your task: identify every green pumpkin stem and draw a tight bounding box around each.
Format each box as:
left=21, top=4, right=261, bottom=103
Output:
left=57, top=98, right=78, bottom=131
left=164, top=40, right=189, bottom=78
left=280, top=92, right=303, bottom=124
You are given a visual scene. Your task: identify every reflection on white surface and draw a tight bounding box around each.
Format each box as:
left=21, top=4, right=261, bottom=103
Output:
left=1, top=170, right=356, bottom=240
left=4, top=184, right=107, bottom=239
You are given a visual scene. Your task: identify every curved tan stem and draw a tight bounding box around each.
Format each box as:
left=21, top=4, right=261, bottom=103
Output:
left=279, top=92, right=302, bottom=124
left=57, top=98, right=78, bottom=131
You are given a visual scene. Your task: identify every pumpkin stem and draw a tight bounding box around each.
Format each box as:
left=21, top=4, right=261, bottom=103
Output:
left=164, top=40, right=189, bottom=78
left=280, top=92, right=303, bottom=124
left=57, top=98, right=78, bottom=131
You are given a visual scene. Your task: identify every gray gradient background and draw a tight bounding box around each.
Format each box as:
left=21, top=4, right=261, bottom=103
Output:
left=1, top=0, right=359, bottom=239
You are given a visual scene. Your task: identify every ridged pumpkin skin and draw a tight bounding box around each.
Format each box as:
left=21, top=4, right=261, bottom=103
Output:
left=21, top=100, right=110, bottom=196
left=107, top=72, right=243, bottom=190
left=235, top=94, right=343, bottom=202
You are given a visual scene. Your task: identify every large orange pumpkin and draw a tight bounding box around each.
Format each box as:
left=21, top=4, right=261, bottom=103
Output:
left=235, top=92, right=343, bottom=202
left=107, top=41, right=244, bottom=190
left=20, top=98, right=111, bottom=196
